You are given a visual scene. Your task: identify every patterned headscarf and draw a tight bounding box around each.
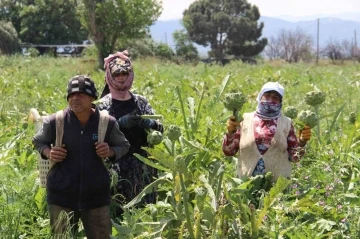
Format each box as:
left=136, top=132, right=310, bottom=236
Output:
left=101, top=51, right=134, bottom=98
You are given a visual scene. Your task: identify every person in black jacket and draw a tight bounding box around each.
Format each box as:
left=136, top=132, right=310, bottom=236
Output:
left=33, top=75, right=130, bottom=239
left=98, top=51, right=164, bottom=216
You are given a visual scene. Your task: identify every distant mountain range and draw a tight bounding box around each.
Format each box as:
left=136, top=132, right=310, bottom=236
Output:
left=150, top=13, right=360, bottom=56
left=274, top=12, right=360, bottom=23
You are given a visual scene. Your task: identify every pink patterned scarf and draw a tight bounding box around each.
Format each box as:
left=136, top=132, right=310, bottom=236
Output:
left=103, top=51, right=134, bottom=99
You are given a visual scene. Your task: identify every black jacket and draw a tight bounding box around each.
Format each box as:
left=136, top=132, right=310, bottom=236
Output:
left=33, top=107, right=130, bottom=210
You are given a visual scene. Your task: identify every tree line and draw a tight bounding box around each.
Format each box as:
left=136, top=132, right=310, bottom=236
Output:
left=0, top=0, right=270, bottom=66
left=1, top=0, right=357, bottom=65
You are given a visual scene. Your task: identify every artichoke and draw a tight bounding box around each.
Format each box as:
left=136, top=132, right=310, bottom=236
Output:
left=298, top=110, right=319, bottom=128
left=283, top=106, right=298, bottom=119
left=167, top=125, right=181, bottom=141
left=263, top=172, right=274, bottom=191
left=147, top=129, right=163, bottom=145
left=223, top=92, right=247, bottom=121
left=349, top=112, right=356, bottom=124
left=305, top=91, right=326, bottom=106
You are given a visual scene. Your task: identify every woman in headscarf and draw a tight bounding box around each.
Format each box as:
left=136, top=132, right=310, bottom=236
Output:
left=222, top=82, right=311, bottom=181
left=98, top=51, right=163, bottom=216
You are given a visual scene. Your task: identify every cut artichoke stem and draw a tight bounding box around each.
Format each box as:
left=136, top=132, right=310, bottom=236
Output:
left=233, top=109, right=243, bottom=122
left=233, top=109, right=238, bottom=121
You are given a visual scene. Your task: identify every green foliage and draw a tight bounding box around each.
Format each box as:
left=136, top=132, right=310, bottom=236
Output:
left=183, top=0, right=267, bottom=59
left=0, top=0, right=86, bottom=45
left=27, top=47, right=40, bottom=57
left=154, top=42, right=174, bottom=60
left=119, top=36, right=157, bottom=59
left=0, top=21, right=19, bottom=54
left=173, top=30, right=199, bottom=62
left=80, top=0, right=162, bottom=67
left=349, top=112, right=357, bottom=124
left=81, top=45, right=98, bottom=58
left=1, top=56, right=360, bottom=237
left=0, top=0, right=23, bottom=33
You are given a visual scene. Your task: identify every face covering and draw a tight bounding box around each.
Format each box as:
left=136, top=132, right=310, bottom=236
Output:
left=256, top=100, right=282, bottom=119
left=103, top=51, right=134, bottom=99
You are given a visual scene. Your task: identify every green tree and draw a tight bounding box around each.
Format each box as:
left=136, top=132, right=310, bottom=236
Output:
left=154, top=42, right=174, bottom=60
left=173, top=29, right=199, bottom=61
left=80, top=0, right=162, bottom=67
left=0, top=21, right=20, bottom=54
left=0, top=0, right=24, bottom=34
left=183, top=0, right=267, bottom=60
left=120, top=35, right=157, bottom=59
left=0, top=0, right=87, bottom=46
left=20, top=0, right=87, bottom=44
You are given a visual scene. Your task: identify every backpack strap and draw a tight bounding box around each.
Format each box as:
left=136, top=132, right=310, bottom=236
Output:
left=98, top=110, right=110, bottom=164
left=49, top=110, right=64, bottom=171
left=98, top=110, right=110, bottom=142
left=55, top=110, right=64, bottom=147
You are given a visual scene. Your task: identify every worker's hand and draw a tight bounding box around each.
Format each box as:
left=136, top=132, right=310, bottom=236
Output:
left=118, top=115, right=141, bottom=128
left=138, top=118, right=155, bottom=129
left=49, top=144, right=67, bottom=163
left=299, top=126, right=311, bottom=144
left=226, top=115, right=240, bottom=134
left=95, top=142, right=114, bottom=158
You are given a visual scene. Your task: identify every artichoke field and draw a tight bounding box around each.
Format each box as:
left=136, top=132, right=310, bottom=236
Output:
left=1, top=56, right=360, bottom=238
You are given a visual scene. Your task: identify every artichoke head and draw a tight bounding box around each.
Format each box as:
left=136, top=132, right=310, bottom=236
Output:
left=147, top=130, right=163, bottom=145
left=284, top=106, right=298, bottom=119
left=305, top=91, right=325, bottom=106
left=298, top=110, right=318, bottom=128
left=167, top=125, right=181, bottom=141
left=223, top=92, right=247, bottom=121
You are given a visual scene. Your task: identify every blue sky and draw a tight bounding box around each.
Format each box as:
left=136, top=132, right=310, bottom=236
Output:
left=159, top=0, right=360, bottom=20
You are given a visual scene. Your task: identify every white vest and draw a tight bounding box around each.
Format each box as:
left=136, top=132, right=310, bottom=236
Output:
left=237, top=112, right=292, bottom=181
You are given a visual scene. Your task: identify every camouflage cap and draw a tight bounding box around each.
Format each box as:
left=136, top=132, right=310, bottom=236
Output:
left=67, top=75, right=98, bottom=100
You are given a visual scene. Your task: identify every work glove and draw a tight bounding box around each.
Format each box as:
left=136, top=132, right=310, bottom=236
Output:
left=299, top=126, right=311, bottom=142
left=118, top=115, right=141, bottom=129
left=226, top=115, right=240, bottom=134
left=138, top=118, right=155, bottom=129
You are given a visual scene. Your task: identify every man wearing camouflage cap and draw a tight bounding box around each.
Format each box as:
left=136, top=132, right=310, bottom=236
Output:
left=33, top=75, right=130, bottom=238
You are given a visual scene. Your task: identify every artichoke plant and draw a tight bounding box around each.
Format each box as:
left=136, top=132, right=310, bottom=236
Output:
left=349, top=112, right=356, bottom=125
left=147, top=130, right=163, bottom=145
left=167, top=125, right=181, bottom=141
left=223, top=92, right=247, bottom=121
left=283, top=106, right=298, bottom=119
left=298, top=110, right=319, bottom=128
left=304, top=90, right=325, bottom=142
left=305, top=91, right=325, bottom=107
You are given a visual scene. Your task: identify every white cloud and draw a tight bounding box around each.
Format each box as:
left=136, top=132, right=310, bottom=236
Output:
left=158, top=0, right=360, bottom=20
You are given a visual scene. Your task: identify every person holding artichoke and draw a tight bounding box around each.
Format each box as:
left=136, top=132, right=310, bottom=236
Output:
left=222, top=82, right=311, bottom=181
left=97, top=50, right=163, bottom=217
